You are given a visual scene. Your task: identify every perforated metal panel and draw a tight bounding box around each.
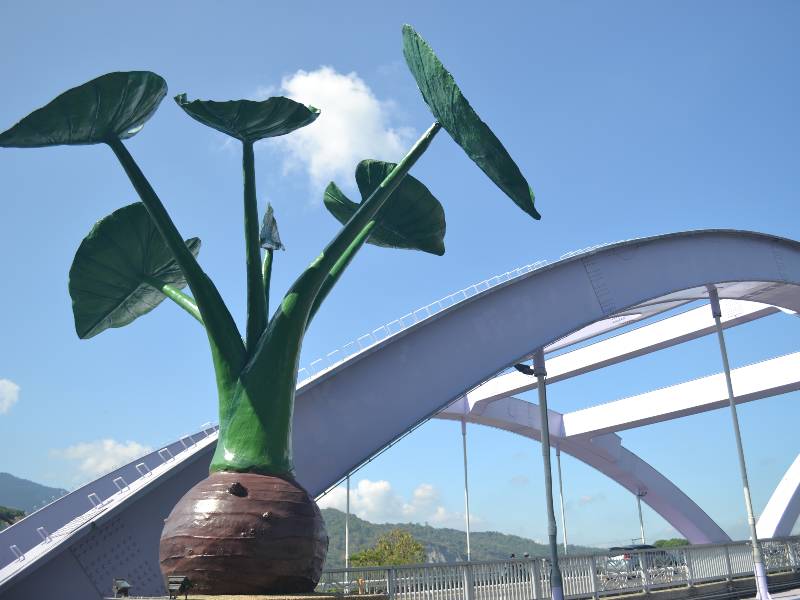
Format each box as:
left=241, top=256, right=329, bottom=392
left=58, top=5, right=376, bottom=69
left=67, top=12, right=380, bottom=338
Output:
left=71, top=515, right=164, bottom=597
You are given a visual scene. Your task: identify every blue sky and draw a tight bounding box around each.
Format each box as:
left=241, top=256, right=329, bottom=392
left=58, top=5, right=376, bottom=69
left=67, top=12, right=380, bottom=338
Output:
left=0, top=1, right=798, bottom=548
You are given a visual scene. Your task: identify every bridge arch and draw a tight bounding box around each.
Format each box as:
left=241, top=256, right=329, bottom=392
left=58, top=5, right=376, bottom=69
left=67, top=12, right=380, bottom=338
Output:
left=293, top=230, right=800, bottom=498
left=437, top=396, right=731, bottom=544
left=4, top=229, right=800, bottom=599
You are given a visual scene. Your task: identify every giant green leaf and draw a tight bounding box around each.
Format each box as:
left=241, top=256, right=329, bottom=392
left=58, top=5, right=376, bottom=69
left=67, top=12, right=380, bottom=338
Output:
left=69, top=202, right=200, bottom=339
left=174, top=94, right=319, bottom=142
left=402, top=25, right=540, bottom=220
left=324, top=160, right=445, bottom=256
left=0, top=72, right=167, bottom=148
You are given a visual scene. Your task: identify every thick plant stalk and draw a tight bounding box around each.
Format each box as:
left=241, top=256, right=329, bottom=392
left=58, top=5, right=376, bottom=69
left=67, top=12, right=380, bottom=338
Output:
left=106, top=138, right=246, bottom=388
left=212, top=122, right=442, bottom=476
left=243, top=141, right=267, bottom=353
left=289, top=122, right=443, bottom=314
left=307, top=221, right=375, bottom=327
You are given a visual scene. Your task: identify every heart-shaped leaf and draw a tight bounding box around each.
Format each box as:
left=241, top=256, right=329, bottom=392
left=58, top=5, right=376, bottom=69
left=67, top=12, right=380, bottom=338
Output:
left=174, top=94, right=319, bottom=142
left=324, top=160, right=445, bottom=256
left=402, top=25, right=540, bottom=220
left=0, top=72, right=167, bottom=148
left=259, top=203, right=284, bottom=250
left=69, top=202, right=200, bottom=339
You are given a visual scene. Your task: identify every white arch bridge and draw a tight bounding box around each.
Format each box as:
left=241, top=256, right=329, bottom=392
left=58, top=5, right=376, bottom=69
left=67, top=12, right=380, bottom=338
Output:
left=1, top=229, right=800, bottom=599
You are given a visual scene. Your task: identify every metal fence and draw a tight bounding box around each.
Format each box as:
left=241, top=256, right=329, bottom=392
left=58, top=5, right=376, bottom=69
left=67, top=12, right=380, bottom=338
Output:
left=316, top=535, right=800, bottom=599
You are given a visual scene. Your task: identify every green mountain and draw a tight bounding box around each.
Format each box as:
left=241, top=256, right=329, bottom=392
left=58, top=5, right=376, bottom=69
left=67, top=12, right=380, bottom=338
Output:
left=0, top=473, right=67, bottom=514
left=321, top=508, right=598, bottom=569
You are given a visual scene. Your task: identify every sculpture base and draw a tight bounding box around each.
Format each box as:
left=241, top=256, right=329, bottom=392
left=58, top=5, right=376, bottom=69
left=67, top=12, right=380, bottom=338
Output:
left=159, top=472, right=328, bottom=595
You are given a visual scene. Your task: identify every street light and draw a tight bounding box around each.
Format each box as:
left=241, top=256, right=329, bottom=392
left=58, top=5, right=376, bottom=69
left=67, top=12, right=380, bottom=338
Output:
left=518, top=349, right=564, bottom=600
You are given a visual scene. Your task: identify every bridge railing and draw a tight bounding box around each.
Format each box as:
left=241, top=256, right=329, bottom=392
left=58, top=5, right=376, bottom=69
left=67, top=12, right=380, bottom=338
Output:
left=295, top=259, right=550, bottom=383
left=316, top=535, right=800, bottom=599
left=296, top=238, right=629, bottom=384
left=0, top=424, right=218, bottom=576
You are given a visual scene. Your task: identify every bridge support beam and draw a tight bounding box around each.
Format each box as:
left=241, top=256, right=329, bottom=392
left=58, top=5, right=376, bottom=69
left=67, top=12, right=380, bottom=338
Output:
left=556, top=446, right=568, bottom=554
left=709, top=286, right=771, bottom=600
left=636, top=491, right=647, bottom=544
left=461, top=419, right=472, bottom=561
left=345, top=474, right=350, bottom=570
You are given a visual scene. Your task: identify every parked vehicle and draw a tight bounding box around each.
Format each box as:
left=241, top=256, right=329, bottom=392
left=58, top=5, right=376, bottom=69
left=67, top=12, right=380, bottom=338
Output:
left=607, top=544, right=657, bottom=572
left=604, top=544, right=685, bottom=586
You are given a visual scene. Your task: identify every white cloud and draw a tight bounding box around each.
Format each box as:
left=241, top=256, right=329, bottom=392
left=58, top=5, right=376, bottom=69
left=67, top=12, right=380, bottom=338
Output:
left=53, top=439, right=152, bottom=480
left=264, top=66, right=415, bottom=190
left=578, top=493, right=606, bottom=506
left=408, top=482, right=438, bottom=512
left=0, top=379, right=20, bottom=414
left=318, top=479, right=479, bottom=530
left=319, top=479, right=403, bottom=522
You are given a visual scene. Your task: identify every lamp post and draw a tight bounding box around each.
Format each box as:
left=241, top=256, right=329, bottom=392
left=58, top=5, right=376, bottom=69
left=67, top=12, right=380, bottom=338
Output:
left=707, top=286, right=771, bottom=600
left=519, top=348, right=565, bottom=600
left=461, top=419, right=472, bottom=561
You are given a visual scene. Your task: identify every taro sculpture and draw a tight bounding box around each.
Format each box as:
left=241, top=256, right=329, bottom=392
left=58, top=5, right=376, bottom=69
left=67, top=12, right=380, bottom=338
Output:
left=0, top=25, right=541, bottom=594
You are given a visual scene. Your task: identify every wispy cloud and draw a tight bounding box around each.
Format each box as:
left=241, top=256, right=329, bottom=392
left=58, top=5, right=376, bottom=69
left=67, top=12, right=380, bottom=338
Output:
left=578, top=493, right=606, bottom=506
left=0, top=379, right=20, bottom=414
left=53, top=439, right=152, bottom=481
left=260, top=66, right=415, bottom=193
left=318, top=478, right=478, bottom=529
left=509, top=474, right=530, bottom=487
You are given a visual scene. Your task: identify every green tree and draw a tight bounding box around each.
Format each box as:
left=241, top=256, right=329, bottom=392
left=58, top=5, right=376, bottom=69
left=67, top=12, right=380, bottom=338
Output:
left=654, top=538, right=689, bottom=548
left=0, top=505, right=25, bottom=531
left=350, top=529, right=426, bottom=567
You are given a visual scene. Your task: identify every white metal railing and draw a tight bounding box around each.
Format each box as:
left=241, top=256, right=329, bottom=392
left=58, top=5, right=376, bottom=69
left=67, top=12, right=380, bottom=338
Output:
left=296, top=259, right=550, bottom=383
left=296, top=238, right=635, bottom=383
left=317, top=535, right=800, bottom=599
left=0, top=424, right=219, bottom=577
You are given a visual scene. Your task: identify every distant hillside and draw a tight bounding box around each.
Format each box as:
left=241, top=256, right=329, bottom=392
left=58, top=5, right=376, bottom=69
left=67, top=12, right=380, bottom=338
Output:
left=321, top=509, right=598, bottom=569
left=0, top=475, right=600, bottom=562
left=0, top=473, right=67, bottom=514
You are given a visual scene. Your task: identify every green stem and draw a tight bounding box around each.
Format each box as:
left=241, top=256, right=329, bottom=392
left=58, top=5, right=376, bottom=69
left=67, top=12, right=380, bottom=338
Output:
left=243, top=141, right=267, bottom=353
left=268, top=121, right=442, bottom=336
left=106, top=138, right=246, bottom=386
left=212, top=123, right=441, bottom=476
left=262, top=248, right=273, bottom=319
left=144, top=276, right=203, bottom=325
left=307, top=221, right=374, bottom=327
left=305, top=122, right=441, bottom=300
